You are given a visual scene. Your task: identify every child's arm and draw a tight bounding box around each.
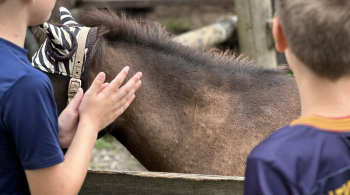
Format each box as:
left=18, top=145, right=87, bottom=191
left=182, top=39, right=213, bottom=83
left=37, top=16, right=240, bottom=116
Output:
left=24, top=67, right=142, bottom=195
left=57, top=81, right=109, bottom=149
left=57, top=91, right=83, bottom=149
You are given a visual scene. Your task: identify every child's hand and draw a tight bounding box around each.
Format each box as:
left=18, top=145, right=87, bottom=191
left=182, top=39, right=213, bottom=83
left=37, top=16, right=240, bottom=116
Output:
left=58, top=81, right=111, bottom=148
left=79, top=67, right=142, bottom=133
left=58, top=88, right=83, bottom=148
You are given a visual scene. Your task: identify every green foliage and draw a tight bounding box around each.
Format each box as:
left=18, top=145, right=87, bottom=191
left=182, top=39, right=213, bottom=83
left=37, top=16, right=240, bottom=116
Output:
left=94, top=134, right=117, bottom=150
left=287, top=73, right=295, bottom=77
left=101, top=134, right=116, bottom=143
left=164, top=19, right=190, bottom=34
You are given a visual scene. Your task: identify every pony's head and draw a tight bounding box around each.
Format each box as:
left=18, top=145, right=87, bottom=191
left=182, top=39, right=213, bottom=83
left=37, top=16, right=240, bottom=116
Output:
left=31, top=7, right=98, bottom=91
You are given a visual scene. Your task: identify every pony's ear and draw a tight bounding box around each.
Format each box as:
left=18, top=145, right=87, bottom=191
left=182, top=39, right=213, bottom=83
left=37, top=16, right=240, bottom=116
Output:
left=59, top=7, right=78, bottom=26
left=39, top=22, right=72, bottom=46
left=39, top=22, right=58, bottom=40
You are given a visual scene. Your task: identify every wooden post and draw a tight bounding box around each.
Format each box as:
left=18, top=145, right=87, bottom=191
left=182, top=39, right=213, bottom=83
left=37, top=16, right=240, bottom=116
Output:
left=235, top=0, right=277, bottom=68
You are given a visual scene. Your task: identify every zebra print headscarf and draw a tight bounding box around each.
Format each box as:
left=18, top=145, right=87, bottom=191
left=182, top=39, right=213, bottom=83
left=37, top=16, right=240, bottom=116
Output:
left=31, top=7, right=97, bottom=88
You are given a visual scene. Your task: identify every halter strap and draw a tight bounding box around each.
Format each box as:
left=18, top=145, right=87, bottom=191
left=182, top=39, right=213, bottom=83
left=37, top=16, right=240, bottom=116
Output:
left=67, top=27, right=91, bottom=105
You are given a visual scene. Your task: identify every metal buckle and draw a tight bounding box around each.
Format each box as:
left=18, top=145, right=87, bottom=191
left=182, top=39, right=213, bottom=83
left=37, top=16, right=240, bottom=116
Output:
left=68, top=78, right=81, bottom=98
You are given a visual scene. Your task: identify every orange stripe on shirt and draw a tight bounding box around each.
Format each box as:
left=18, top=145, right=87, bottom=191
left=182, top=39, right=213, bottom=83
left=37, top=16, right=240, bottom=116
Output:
left=290, top=116, right=350, bottom=132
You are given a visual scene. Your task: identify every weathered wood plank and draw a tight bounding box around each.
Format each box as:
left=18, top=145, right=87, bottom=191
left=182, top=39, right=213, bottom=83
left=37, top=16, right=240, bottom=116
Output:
left=235, top=0, right=276, bottom=68
left=80, top=171, right=244, bottom=195
left=76, top=0, right=235, bottom=8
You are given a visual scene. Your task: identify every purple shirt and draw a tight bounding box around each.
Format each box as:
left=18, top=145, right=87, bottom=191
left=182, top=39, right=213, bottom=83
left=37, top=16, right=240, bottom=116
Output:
left=244, top=116, right=350, bottom=195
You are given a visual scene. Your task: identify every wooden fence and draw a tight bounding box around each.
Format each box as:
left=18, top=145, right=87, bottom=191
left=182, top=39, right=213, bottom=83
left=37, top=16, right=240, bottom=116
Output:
left=80, top=170, right=244, bottom=195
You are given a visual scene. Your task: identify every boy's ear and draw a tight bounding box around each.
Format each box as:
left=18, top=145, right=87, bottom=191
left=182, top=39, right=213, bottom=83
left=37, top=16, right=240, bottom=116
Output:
left=273, top=17, right=288, bottom=53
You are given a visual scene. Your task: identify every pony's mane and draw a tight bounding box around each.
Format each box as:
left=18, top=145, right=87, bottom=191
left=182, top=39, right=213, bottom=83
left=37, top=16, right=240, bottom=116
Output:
left=81, top=9, right=289, bottom=75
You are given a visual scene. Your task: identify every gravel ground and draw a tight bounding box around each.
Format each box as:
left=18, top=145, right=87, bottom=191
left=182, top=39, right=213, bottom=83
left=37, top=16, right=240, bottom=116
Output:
left=89, top=135, right=147, bottom=171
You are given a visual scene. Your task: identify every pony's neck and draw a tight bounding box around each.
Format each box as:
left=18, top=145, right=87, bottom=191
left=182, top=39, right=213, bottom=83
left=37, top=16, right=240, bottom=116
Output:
left=89, top=34, right=300, bottom=176
left=102, top=41, right=243, bottom=91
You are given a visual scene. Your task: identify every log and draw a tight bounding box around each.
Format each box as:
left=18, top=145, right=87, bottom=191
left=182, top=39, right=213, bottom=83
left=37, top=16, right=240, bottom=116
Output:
left=80, top=170, right=244, bottom=195
left=173, top=16, right=237, bottom=50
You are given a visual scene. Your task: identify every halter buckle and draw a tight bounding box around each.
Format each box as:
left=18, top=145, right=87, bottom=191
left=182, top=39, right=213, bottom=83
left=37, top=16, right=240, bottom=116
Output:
left=68, top=78, right=81, bottom=99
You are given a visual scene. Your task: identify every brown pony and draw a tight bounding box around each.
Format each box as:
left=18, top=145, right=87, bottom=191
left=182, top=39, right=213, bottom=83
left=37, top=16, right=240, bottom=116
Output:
left=35, top=8, right=300, bottom=177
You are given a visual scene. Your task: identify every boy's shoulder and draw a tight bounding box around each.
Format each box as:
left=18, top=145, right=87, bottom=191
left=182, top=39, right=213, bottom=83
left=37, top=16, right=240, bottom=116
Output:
left=246, top=119, right=350, bottom=194
left=248, top=123, right=350, bottom=163
left=0, top=38, right=52, bottom=101
left=0, top=38, right=31, bottom=70
left=248, top=125, right=308, bottom=160
left=0, top=38, right=48, bottom=77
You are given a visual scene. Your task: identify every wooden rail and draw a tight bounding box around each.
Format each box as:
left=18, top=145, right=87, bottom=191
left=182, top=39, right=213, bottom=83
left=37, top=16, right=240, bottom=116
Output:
left=80, top=170, right=244, bottom=195
left=76, top=0, right=235, bottom=8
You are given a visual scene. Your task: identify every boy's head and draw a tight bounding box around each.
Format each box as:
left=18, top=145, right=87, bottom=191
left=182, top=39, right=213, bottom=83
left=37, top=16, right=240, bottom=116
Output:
left=274, top=0, right=350, bottom=80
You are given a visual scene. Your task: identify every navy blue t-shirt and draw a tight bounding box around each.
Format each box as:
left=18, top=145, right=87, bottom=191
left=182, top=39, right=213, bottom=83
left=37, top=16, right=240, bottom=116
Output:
left=0, top=38, right=64, bottom=194
left=244, top=116, right=350, bottom=195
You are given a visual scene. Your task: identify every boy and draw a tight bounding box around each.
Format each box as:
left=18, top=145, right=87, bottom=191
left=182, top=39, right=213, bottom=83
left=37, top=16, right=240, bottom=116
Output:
left=0, top=0, right=142, bottom=194
left=244, top=0, right=350, bottom=194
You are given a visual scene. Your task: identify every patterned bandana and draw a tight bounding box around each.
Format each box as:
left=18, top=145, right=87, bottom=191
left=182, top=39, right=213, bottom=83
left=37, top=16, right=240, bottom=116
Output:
left=31, top=7, right=97, bottom=78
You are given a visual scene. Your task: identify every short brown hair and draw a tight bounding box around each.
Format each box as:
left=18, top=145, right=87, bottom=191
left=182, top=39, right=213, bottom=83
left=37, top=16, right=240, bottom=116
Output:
left=275, top=0, right=350, bottom=80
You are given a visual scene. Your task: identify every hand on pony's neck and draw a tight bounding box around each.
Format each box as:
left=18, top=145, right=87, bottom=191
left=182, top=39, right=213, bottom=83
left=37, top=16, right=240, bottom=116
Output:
left=0, top=1, right=30, bottom=48
left=285, top=49, right=350, bottom=119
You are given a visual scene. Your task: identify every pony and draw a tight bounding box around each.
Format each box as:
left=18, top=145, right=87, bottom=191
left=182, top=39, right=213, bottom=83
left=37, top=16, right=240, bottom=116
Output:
left=34, top=8, right=300, bottom=176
